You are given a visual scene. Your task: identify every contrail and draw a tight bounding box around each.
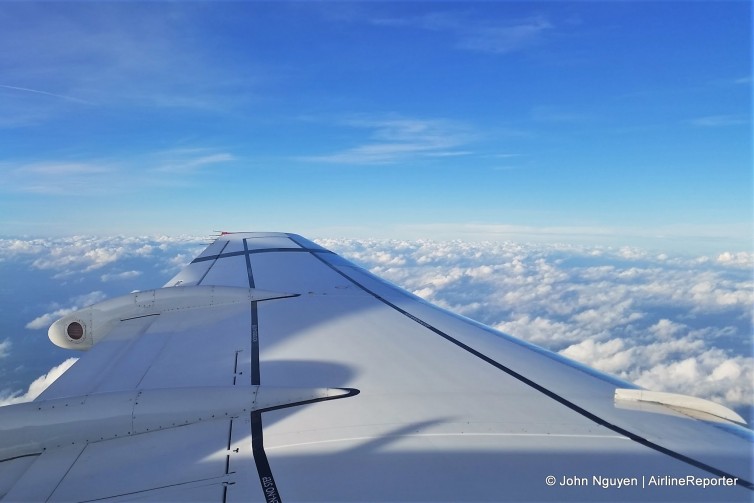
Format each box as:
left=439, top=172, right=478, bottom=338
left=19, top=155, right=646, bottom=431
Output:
left=0, top=84, right=93, bottom=104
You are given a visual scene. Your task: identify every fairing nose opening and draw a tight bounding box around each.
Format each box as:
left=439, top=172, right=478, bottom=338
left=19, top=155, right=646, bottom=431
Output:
left=49, top=316, right=90, bottom=350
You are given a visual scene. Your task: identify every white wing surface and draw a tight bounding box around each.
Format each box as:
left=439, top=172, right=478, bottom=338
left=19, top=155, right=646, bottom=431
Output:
left=1, top=232, right=751, bottom=502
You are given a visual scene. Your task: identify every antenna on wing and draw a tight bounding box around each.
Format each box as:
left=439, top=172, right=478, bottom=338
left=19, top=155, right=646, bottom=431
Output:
left=202, top=230, right=240, bottom=245
left=202, top=230, right=225, bottom=245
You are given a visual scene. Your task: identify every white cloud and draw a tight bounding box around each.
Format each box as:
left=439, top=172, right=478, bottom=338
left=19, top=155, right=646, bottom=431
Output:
left=154, top=152, right=235, bottom=174
left=457, top=18, right=552, bottom=54
left=25, top=307, right=76, bottom=330
left=3, top=160, right=116, bottom=195
left=134, top=244, right=154, bottom=256
left=166, top=253, right=193, bottom=271
left=0, top=83, right=92, bottom=105
left=716, top=251, right=753, bottom=268
left=561, top=338, right=635, bottom=375
left=2, top=148, right=237, bottom=196
left=145, top=147, right=237, bottom=177
left=27, top=237, right=126, bottom=273
left=15, top=162, right=110, bottom=176
left=0, top=339, right=11, bottom=359
left=0, top=238, right=48, bottom=256
left=690, top=115, right=748, bottom=128
left=298, top=116, right=475, bottom=165
left=373, top=12, right=553, bottom=55
left=73, top=291, right=109, bottom=306
left=101, top=270, right=142, bottom=282
left=0, top=235, right=205, bottom=276
left=25, top=291, right=108, bottom=330
left=649, top=319, right=685, bottom=339
left=495, top=314, right=582, bottom=346
left=0, top=358, right=78, bottom=406
left=633, top=352, right=754, bottom=409
left=0, top=3, right=258, bottom=121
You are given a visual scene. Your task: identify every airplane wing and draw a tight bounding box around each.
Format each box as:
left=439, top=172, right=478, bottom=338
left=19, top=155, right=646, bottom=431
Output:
left=0, top=232, right=751, bottom=502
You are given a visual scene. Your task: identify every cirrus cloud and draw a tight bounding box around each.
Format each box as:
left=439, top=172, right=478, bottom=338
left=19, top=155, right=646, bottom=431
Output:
left=297, top=116, right=475, bottom=165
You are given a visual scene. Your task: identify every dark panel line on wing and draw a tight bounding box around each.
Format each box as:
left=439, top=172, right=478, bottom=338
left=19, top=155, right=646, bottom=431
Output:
left=225, top=348, right=243, bottom=501
left=256, top=388, right=360, bottom=414
left=251, top=303, right=260, bottom=386
left=120, top=313, right=160, bottom=322
left=285, top=234, right=754, bottom=490
left=250, top=412, right=281, bottom=503
left=191, top=247, right=334, bottom=264
left=242, top=239, right=256, bottom=289
left=0, top=452, right=40, bottom=463
left=76, top=474, right=231, bottom=502
left=232, top=349, right=242, bottom=385
left=197, top=241, right=229, bottom=285
left=249, top=387, right=361, bottom=501
left=49, top=445, right=87, bottom=501
left=243, top=239, right=283, bottom=503
left=224, top=419, right=233, bottom=483
left=194, top=250, right=246, bottom=262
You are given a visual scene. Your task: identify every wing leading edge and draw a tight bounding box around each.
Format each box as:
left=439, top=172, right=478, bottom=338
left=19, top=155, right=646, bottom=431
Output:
left=0, top=232, right=751, bottom=502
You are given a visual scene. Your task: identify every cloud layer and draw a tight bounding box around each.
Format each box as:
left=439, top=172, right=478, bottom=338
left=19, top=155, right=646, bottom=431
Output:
left=2, top=235, right=751, bottom=421
left=0, top=235, right=204, bottom=276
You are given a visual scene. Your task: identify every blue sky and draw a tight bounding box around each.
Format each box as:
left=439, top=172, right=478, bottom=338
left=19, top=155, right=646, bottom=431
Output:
left=0, top=1, right=751, bottom=253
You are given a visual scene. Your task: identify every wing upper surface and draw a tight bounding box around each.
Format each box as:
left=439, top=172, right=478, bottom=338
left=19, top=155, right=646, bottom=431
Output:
left=1, top=232, right=751, bottom=502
